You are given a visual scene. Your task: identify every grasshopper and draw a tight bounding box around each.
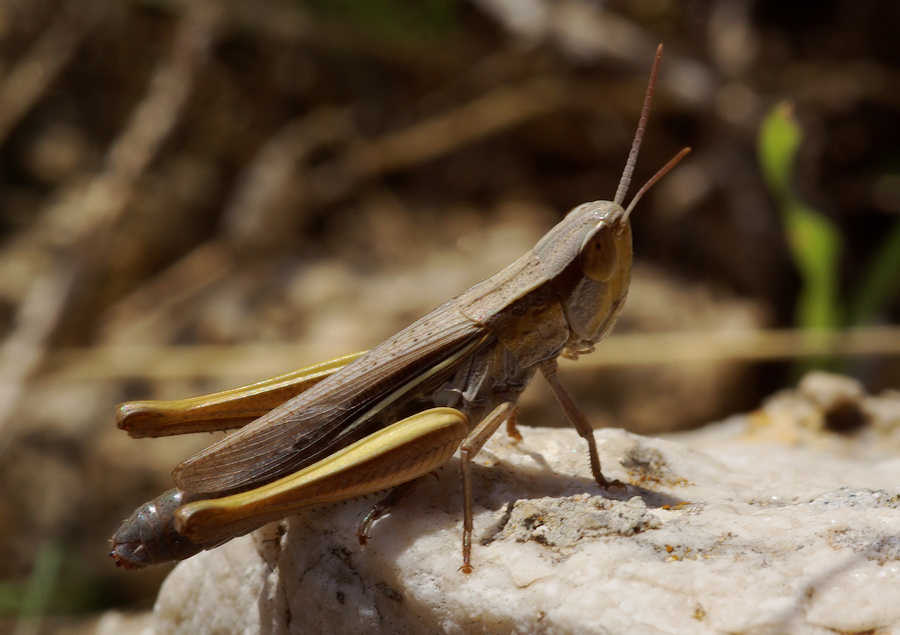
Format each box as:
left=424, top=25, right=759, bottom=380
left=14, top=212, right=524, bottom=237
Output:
left=110, top=44, right=689, bottom=572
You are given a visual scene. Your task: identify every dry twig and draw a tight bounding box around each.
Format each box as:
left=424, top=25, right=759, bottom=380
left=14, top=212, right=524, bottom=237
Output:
left=40, top=327, right=900, bottom=384
left=0, top=3, right=98, bottom=145
left=0, top=3, right=222, bottom=443
left=0, top=2, right=221, bottom=301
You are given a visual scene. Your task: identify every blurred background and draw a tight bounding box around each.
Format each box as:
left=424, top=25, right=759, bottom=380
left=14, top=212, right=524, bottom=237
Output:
left=1, top=0, right=898, bottom=631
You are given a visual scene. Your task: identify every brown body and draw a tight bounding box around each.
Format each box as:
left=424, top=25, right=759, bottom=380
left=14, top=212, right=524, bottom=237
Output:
left=110, top=44, right=688, bottom=570
left=170, top=203, right=632, bottom=497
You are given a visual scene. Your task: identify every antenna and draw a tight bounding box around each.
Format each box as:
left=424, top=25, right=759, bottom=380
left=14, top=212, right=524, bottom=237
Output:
left=622, top=147, right=691, bottom=222
left=614, top=43, right=663, bottom=206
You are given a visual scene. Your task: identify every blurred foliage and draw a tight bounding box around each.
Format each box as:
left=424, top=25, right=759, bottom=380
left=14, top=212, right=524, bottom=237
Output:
left=850, top=214, right=900, bottom=325
left=759, top=102, right=842, bottom=330
left=0, top=542, right=61, bottom=620
left=760, top=102, right=900, bottom=332
left=302, top=0, right=461, bottom=42
left=0, top=542, right=122, bottom=618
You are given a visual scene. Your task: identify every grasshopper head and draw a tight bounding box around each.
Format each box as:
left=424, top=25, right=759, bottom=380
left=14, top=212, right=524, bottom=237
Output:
left=579, top=204, right=632, bottom=282
left=559, top=144, right=690, bottom=358
left=556, top=201, right=633, bottom=357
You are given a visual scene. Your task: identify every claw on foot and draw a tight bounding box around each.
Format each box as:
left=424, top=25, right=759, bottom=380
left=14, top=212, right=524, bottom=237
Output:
left=505, top=412, right=523, bottom=442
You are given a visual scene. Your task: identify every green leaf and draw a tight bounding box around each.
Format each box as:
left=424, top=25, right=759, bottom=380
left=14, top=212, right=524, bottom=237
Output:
left=17, top=542, right=62, bottom=619
left=759, top=101, right=802, bottom=200
left=784, top=199, right=842, bottom=329
left=758, top=102, right=843, bottom=332
left=850, top=219, right=900, bottom=325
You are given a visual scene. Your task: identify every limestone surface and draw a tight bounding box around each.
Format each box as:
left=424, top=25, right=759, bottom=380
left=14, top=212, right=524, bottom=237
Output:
left=149, top=376, right=900, bottom=634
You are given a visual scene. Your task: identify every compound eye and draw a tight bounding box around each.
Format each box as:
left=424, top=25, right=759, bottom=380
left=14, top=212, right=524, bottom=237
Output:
left=580, top=225, right=618, bottom=281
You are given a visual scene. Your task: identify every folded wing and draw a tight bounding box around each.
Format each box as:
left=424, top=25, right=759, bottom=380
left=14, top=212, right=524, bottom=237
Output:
left=172, top=300, right=486, bottom=496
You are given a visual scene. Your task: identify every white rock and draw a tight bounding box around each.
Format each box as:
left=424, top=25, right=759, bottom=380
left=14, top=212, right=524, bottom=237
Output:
left=799, top=371, right=864, bottom=410
left=150, top=416, right=900, bottom=635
